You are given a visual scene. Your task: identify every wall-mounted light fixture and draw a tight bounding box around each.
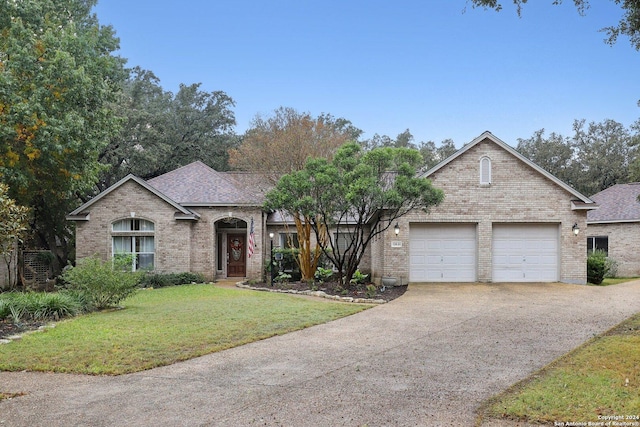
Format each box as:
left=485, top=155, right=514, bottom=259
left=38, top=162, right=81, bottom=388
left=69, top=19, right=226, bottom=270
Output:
left=572, top=223, right=580, bottom=236
left=394, top=223, right=400, bottom=236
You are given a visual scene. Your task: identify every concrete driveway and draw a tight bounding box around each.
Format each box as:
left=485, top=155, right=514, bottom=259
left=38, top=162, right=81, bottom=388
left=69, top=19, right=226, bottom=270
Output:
left=1, top=281, right=640, bottom=426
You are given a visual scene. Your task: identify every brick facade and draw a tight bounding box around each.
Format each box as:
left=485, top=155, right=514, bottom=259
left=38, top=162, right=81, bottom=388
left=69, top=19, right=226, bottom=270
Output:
left=370, top=137, right=589, bottom=284
left=72, top=134, right=594, bottom=285
left=586, top=223, right=640, bottom=277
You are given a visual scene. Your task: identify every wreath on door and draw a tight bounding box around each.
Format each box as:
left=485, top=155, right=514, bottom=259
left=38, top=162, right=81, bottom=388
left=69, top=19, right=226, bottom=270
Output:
left=230, top=238, right=243, bottom=261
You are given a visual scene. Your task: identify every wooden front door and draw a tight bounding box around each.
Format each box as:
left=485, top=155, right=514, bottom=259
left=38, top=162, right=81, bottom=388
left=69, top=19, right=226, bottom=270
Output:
left=227, top=234, right=246, bottom=277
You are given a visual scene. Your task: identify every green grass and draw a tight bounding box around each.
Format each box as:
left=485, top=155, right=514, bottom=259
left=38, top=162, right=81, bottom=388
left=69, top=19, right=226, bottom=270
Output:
left=598, top=277, right=640, bottom=286
left=0, top=284, right=369, bottom=375
left=481, top=313, right=640, bottom=425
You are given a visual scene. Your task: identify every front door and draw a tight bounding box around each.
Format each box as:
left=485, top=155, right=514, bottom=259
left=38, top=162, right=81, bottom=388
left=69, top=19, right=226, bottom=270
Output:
left=227, top=234, right=246, bottom=277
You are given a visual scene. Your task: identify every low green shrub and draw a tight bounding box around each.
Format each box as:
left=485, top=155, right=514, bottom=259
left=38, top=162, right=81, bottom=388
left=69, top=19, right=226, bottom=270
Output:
left=365, top=284, right=378, bottom=299
left=275, top=272, right=292, bottom=284
left=587, top=250, right=609, bottom=285
left=138, top=272, right=205, bottom=288
left=314, top=267, right=334, bottom=283
left=62, top=256, right=141, bottom=309
left=604, top=257, right=619, bottom=278
left=349, top=270, right=369, bottom=285
left=0, top=291, right=83, bottom=323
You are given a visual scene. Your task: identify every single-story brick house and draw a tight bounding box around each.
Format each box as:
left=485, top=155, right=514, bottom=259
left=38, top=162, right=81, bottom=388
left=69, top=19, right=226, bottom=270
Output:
left=67, top=131, right=596, bottom=284
left=587, top=183, right=640, bottom=277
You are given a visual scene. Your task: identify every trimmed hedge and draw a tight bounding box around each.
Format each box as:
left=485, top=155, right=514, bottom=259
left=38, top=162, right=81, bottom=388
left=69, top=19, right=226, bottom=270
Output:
left=138, top=272, right=205, bottom=288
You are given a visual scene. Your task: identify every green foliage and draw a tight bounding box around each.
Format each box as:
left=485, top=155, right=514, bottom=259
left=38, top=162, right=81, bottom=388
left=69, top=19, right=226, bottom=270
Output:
left=605, top=257, right=619, bottom=278
left=62, top=256, right=141, bottom=309
left=516, top=120, right=639, bottom=197
left=98, top=68, right=238, bottom=190
left=266, top=142, right=444, bottom=285
left=587, top=250, right=609, bottom=285
left=0, top=0, right=126, bottom=272
left=469, top=0, right=640, bottom=51
left=365, top=284, right=378, bottom=299
left=0, top=291, right=83, bottom=323
left=274, top=272, right=292, bottom=284
left=138, top=272, right=205, bottom=288
left=273, top=248, right=300, bottom=272
left=314, top=267, right=334, bottom=283
left=349, top=270, right=369, bottom=285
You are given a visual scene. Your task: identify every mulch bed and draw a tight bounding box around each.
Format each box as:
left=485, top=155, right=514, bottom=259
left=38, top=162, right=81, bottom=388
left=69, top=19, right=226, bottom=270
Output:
left=0, top=321, right=46, bottom=341
left=255, top=280, right=407, bottom=303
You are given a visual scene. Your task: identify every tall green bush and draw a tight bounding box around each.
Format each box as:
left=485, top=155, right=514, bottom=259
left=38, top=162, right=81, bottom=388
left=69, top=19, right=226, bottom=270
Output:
left=587, top=250, right=609, bottom=285
left=62, top=256, right=141, bottom=309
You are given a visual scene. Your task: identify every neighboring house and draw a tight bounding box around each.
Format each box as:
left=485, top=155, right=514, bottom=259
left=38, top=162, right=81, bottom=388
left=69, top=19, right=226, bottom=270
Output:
left=68, top=131, right=596, bottom=284
left=587, top=183, right=640, bottom=277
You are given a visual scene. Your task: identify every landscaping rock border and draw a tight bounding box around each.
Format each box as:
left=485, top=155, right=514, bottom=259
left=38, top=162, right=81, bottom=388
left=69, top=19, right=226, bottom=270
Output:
left=236, top=281, right=387, bottom=304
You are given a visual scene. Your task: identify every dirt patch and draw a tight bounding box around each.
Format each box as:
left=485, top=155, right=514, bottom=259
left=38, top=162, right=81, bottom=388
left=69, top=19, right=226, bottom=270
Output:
left=0, top=320, right=46, bottom=340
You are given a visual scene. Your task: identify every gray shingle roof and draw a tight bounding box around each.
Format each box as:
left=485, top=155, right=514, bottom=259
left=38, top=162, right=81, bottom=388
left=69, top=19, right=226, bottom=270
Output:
left=147, top=161, right=271, bottom=206
left=587, top=183, right=640, bottom=223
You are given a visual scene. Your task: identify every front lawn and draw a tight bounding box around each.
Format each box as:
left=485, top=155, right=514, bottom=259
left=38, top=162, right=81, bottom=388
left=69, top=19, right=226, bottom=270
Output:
left=0, top=284, right=370, bottom=375
left=480, top=312, right=640, bottom=425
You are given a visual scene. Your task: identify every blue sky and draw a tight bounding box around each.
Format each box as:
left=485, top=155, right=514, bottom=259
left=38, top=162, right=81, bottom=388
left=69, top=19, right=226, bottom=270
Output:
left=93, top=1, right=640, bottom=147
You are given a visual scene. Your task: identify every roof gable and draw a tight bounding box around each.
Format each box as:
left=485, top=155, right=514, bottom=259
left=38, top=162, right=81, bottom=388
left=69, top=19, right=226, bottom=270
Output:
left=421, top=131, right=595, bottom=205
left=147, top=161, right=266, bottom=206
left=588, top=183, right=640, bottom=223
left=67, top=174, right=198, bottom=220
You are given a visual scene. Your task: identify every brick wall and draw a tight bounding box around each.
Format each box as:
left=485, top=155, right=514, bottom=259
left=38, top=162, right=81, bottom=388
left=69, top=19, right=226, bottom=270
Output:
left=586, top=222, right=640, bottom=277
left=75, top=180, right=193, bottom=274
left=379, top=139, right=588, bottom=284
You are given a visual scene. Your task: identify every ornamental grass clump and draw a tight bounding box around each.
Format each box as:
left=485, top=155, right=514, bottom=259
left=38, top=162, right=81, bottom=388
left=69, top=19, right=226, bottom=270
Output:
left=62, top=256, right=142, bottom=310
left=0, top=291, right=83, bottom=323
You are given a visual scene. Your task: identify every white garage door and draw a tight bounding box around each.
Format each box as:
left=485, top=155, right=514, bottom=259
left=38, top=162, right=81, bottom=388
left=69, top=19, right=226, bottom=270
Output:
left=492, top=224, right=559, bottom=282
left=410, top=224, right=476, bottom=282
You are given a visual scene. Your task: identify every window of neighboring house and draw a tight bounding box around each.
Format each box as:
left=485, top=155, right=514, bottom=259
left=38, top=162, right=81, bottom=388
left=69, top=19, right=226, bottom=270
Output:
left=480, top=156, right=491, bottom=185
left=587, top=236, right=608, bottom=256
left=112, top=219, right=155, bottom=271
left=279, top=232, right=299, bottom=249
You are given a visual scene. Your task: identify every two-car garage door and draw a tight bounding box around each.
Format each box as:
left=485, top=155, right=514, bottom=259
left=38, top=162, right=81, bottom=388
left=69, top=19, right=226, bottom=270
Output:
left=409, top=223, right=559, bottom=282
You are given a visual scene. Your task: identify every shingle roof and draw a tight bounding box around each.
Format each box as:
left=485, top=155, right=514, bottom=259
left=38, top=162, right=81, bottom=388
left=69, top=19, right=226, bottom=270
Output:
left=587, top=183, right=640, bottom=223
left=147, top=161, right=271, bottom=206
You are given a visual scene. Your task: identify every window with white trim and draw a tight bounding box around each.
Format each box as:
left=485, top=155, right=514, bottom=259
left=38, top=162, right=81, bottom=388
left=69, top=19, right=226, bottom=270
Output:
left=587, top=236, right=608, bottom=256
left=112, top=219, right=155, bottom=271
left=480, top=156, right=491, bottom=185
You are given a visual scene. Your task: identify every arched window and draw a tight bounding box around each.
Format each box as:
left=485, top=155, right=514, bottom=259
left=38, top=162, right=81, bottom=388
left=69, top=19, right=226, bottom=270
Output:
left=112, top=219, right=155, bottom=271
left=480, top=156, right=492, bottom=185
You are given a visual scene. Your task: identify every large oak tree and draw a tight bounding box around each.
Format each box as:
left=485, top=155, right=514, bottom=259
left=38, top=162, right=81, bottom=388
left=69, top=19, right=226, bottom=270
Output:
left=97, top=68, right=238, bottom=192
left=469, top=0, right=640, bottom=50
left=0, top=0, right=126, bottom=271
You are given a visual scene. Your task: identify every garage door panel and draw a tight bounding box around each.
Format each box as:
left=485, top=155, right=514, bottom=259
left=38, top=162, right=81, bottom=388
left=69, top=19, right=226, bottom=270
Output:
left=493, top=224, right=558, bottom=282
left=410, top=224, right=477, bottom=282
